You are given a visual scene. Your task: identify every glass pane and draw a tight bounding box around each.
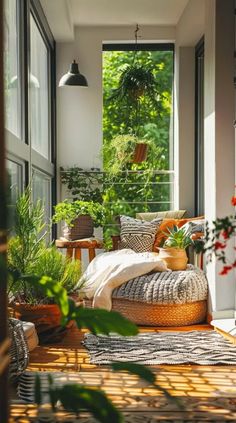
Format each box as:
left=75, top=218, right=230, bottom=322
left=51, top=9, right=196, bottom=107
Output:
left=6, top=159, right=23, bottom=229
left=30, top=14, right=49, bottom=159
left=4, top=0, right=21, bottom=137
left=102, top=49, right=174, bottom=227
left=32, top=170, right=51, bottom=224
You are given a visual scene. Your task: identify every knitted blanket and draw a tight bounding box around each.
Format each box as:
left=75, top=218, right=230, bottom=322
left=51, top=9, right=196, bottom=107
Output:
left=112, top=265, right=208, bottom=305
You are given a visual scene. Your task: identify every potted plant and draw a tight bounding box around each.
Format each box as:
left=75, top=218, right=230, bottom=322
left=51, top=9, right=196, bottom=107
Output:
left=7, top=189, right=82, bottom=340
left=158, top=225, right=193, bottom=271
left=53, top=200, right=107, bottom=241
left=104, top=134, right=150, bottom=175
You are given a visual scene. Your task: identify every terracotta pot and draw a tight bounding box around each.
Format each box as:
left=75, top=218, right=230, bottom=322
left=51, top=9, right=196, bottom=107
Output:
left=12, top=303, right=62, bottom=331
left=133, top=143, right=148, bottom=163
left=158, top=247, right=188, bottom=271
left=62, top=215, right=94, bottom=240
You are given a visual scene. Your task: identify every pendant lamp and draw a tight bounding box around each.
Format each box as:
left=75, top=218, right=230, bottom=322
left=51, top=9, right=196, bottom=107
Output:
left=59, top=60, right=88, bottom=87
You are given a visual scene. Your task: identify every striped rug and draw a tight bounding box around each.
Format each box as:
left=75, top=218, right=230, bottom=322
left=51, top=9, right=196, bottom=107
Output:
left=83, top=330, right=236, bottom=365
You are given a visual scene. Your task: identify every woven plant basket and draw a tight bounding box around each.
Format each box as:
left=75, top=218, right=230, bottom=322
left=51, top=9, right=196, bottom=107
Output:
left=84, top=299, right=207, bottom=327
left=158, top=247, right=188, bottom=271
left=63, top=215, right=94, bottom=240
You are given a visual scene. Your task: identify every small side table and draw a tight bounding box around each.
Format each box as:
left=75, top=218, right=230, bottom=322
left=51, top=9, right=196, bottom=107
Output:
left=55, top=238, right=103, bottom=264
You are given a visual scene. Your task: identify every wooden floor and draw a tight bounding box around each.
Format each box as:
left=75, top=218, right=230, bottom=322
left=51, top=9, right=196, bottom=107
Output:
left=11, top=323, right=236, bottom=422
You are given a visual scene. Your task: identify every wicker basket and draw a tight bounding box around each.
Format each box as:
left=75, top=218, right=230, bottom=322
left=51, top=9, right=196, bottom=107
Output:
left=63, top=215, right=94, bottom=240
left=84, top=299, right=207, bottom=327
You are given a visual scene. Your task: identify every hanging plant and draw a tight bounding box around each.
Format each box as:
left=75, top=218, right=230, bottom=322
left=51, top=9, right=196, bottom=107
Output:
left=109, top=63, right=159, bottom=103
left=109, top=25, right=159, bottom=105
left=104, top=134, right=153, bottom=175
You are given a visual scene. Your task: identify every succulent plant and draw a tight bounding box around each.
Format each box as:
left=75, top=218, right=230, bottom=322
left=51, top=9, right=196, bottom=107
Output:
left=163, top=225, right=193, bottom=250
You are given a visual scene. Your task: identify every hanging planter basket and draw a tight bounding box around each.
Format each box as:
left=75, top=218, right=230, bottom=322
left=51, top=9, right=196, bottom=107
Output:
left=133, top=143, right=148, bottom=163
left=63, top=215, right=94, bottom=241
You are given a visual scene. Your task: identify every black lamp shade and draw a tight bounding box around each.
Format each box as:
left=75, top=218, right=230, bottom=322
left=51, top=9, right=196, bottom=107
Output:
left=59, top=60, right=88, bottom=87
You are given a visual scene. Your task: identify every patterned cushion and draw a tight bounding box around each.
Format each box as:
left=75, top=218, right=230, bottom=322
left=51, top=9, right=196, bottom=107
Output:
left=136, top=210, right=186, bottom=221
left=120, top=215, right=162, bottom=253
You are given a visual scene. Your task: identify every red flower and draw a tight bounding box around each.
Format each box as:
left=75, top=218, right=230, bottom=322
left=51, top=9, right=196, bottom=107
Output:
left=220, top=265, right=233, bottom=275
left=222, top=229, right=230, bottom=239
left=231, top=196, right=236, bottom=206
left=214, top=241, right=226, bottom=250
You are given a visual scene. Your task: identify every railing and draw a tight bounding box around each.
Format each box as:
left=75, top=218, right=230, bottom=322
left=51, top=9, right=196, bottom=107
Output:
left=60, top=168, right=175, bottom=235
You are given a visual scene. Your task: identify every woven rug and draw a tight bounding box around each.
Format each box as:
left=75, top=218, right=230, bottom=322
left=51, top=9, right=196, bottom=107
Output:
left=83, top=330, right=236, bottom=365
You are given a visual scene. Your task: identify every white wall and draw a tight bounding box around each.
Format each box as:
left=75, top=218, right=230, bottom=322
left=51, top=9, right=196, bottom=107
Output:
left=174, top=0, right=205, bottom=216
left=204, top=0, right=235, bottom=314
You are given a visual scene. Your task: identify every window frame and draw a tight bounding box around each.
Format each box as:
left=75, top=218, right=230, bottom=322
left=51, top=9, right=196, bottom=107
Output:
left=5, top=0, right=57, bottom=237
left=102, top=43, right=175, bottom=214
left=194, top=36, right=205, bottom=216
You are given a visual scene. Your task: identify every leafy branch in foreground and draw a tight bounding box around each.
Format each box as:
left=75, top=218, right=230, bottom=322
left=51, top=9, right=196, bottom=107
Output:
left=8, top=270, right=176, bottom=422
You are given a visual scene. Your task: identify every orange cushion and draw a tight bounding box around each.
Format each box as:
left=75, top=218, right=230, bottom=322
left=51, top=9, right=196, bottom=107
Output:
left=153, top=219, right=178, bottom=251
left=153, top=216, right=205, bottom=251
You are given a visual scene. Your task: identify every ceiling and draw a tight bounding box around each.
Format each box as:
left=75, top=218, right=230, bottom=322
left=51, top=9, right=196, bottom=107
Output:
left=70, top=0, right=189, bottom=26
left=41, top=0, right=189, bottom=41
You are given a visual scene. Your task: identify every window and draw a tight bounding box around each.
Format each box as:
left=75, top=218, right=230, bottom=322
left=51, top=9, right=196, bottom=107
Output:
left=102, top=44, right=174, bottom=219
left=4, top=0, right=56, bottom=232
left=6, top=158, right=24, bottom=228
left=32, top=170, right=51, bottom=223
left=4, top=0, right=21, bottom=137
left=30, top=14, right=50, bottom=159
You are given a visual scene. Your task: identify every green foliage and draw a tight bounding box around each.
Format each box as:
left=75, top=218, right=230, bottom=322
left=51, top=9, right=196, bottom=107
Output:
left=103, top=50, right=173, bottom=149
left=109, top=62, right=159, bottom=105
left=53, top=200, right=107, bottom=227
left=35, top=376, right=122, bottom=422
left=7, top=187, right=47, bottom=275
left=111, top=362, right=156, bottom=384
left=28, top=247, right=81, bottom=293
left=61, top=166, right=103, bottom=203
left=7, top=189, right=81, bottom=303
left=103, top=133, right=141, bottom=175
left=163, top=225, right=193, bottom=250
left=65, top=299, right=138, bottom=336
left=55, top=384, right=122, bottom=422
left=102, top=49, right=174, bottom=239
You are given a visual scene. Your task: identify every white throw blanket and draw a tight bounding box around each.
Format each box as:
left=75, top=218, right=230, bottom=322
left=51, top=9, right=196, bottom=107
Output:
left=79, top=249, right=168, bottom=310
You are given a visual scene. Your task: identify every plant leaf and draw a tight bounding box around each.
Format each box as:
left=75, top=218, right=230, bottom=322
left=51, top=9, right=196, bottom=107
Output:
left=111, top=362, right=155, bottom=384
left=34, top=374, right=42, bottom=406
left=68, top=302, right=138, bottom=336
left=57, top=384, right=123, bottom=423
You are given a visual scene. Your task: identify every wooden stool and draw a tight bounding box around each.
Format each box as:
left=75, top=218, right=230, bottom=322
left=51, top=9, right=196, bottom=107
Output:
left=55, top=238, right=103, bottom=264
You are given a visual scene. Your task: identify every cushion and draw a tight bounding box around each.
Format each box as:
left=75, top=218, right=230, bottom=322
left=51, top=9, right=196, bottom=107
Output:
left=153, top=216, right=205, bottom=251
left=22, top=321, right=39, bottom=352
left=120, top=215, right=162, bottom=253
left=112, top=265, right=208, bottom=304
left=136, top=210, right=186, bottom=221
left=177, top=216, right=205, bottom=228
